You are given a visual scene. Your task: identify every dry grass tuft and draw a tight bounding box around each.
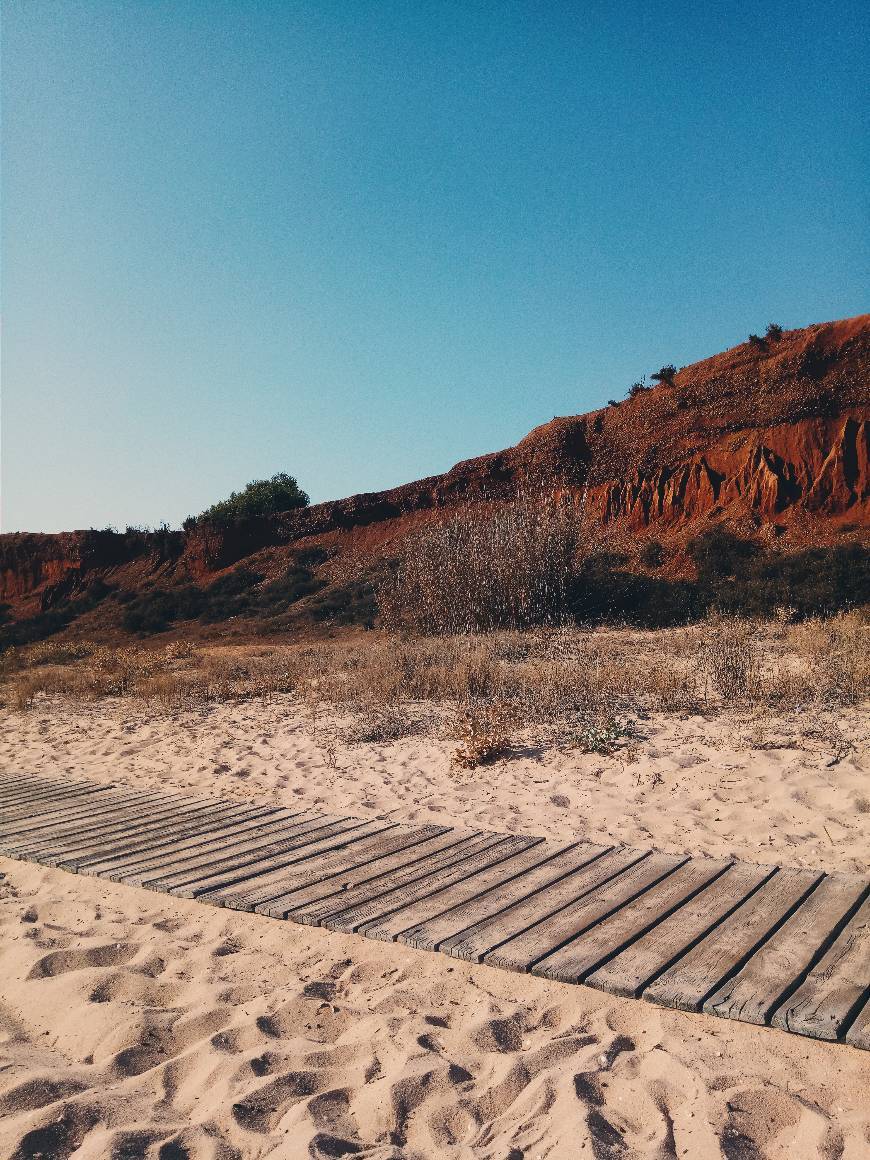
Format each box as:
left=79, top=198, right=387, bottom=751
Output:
left=450, top=700, right=514, bottom=770
left=790, top=612, right=870, bottom=704
left=699, top=615, right=764, bottom=701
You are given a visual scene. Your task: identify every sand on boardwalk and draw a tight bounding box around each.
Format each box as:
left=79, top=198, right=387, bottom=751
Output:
left=0, top=696, right=868, bottom=1157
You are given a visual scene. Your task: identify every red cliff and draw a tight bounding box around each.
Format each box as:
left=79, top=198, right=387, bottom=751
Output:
left=2, top=314, right=868, bottom=622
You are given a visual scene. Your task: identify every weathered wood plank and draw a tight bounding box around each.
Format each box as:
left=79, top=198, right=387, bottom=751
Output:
left=532, top=858, right=731, bottom=983
left=585, top=861, right=773, bottom=998
left=0, top=784, right=111, bottom=822
left=122, top=811, right=332, bottom=886
left=3, top=793, right=219, bottom=858
left=0, top=792, right=196, bottom=855
left=55, top=803, right=273, bottom=872
left=403, top=842, right=610, bottom=953
left=0, top=779, right=81, bottom=805
left=844, top=998, right=870, bottom=1050
left=162, top=818, right=382, bottom=899
left=324, top=837, right=537, bottom=935
left=289, top=834, right=499, bottom=928
left=443, top=846, right=643, bottom=963
left=644, top=867, right=821, bottom=1012
left=0, top=782, right=99, bottom=813
left=251, top=829, right=478, bottom=919
left=0, top=788, right=185, bottom=842
left=703, top=874, right=869, bottom=1027
left=485, top=852, right=685, bottom=974
left=218, top=823, right=449, bottom=912
left=81, top=807, right=299, bottom=878
left=364, top=839, right=562, bottom=945
left=769, top=891, right=870, bottom=1041
left=22, top=799, right=236, bottom=867
left=0, top=773, right=53, bottom=795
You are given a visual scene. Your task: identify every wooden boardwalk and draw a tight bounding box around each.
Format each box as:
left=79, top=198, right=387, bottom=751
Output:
left=2, top=772, right=868, bottom=1051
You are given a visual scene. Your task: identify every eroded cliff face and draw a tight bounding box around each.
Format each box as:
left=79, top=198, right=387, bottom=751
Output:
left=2, top=314, right=868, bottom=614
left=583, top=415, right=869, bottom=530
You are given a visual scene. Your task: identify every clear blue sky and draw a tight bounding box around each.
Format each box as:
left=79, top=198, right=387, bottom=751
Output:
left=2, top=1, right=867, bottom=532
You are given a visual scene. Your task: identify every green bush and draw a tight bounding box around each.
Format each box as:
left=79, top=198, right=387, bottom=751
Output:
left=651, top=364, right=677, bottom=384
left=195, top=473, right=309, bottom=526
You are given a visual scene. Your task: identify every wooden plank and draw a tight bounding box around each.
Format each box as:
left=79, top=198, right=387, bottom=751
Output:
left=0, top=788, right=186, bottom=842
left=644, top=867, right=821, bottom=1012
left=218, top=823, right=449, bottom=912
left=0, top=782, right=98, bottom=813
left=769, top=892, right=870, bottom=1041
left=288, top=834, right=500, bottom=928
left=0, top=785, right=94, bottom=816
left=703, top=874, right=869, bottom=1027
left=156, top=818, right=381, bottom=898
left=0, top=775, right=96, bottom=803
left=324, top=836, right=536, bottom=935
left=0, top=785, right=110, bottom=822
left=533, top=858, right=731, bottom=983
left=22, top=802, right=237, bottom=868
left=54, top=803, right=275, bottom=872
left=442, top=845, right=645, bottom=963
left=485, top=852, right=685, bottom=974
left=585, top=861, right=773, bottom=998
left=81, top=808, right=300, bottom=878
left=0, top=796, right=193, bottom=857
left=403, top=842, right=610, bottom=953
left=364, top=839, right=565, bottom=944
left=0, top=773, right=53, bottom=795
left=4, top=795, right=223, bottom=862
left=0, top=777, right=77, bottom=802
left=251, top=829, right=479, bottom=919
left=119, top=811, right=332, bottom=886
left=172, top=819, right=392, bottom=901
left=845, top=998, right=870, bottom=1050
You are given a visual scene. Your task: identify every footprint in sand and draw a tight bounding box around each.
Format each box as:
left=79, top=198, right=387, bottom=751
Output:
left=27, top=942, right=138, bottom=979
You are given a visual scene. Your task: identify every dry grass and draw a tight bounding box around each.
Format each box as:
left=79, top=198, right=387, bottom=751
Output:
left=450, top=700, right=514, bottom=770
left=3, top=615, right=867, bottom=760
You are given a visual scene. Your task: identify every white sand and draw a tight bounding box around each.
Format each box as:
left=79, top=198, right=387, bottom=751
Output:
left=1, top=695, right=868, bottom=1157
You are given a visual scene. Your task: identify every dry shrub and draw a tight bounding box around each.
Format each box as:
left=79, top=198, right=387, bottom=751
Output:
left=23, top=640, right=92, bottom=667
left=791, top=612, right=870, bottom=704
left=340, top=704, right=420, bottom=745
left=377, top=492, right=587, bottom=634
left=645, top=659, right=701, bottom=713
left=699, top=615, right=764, bottom=701
left=450, top=699, right=514, bottom=770
left=6, top=673, right=51, bottom=711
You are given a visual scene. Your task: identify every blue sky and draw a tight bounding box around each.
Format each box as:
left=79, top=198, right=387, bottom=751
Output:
left=2, top=0, right=867, bottom=532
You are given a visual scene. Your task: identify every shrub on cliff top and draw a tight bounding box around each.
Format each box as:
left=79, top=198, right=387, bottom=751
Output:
left=194, top=473, right=309, bottom=526
left=650, top=365, right=677, bottom=384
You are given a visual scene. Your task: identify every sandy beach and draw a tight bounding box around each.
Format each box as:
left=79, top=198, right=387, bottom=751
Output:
left=1, top=694, right=868, bottom=1157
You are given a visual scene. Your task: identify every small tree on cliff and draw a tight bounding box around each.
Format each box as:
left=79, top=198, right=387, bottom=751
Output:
left=650, top=364, right=677, bottom=384
left=195, top=473, right=310, bottom=526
